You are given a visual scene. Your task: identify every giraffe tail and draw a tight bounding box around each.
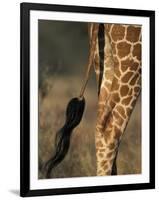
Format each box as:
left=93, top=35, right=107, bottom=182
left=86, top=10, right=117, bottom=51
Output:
left=44, top=24, right=99, bottom=178
left=44, top=97, right=85, bottom=178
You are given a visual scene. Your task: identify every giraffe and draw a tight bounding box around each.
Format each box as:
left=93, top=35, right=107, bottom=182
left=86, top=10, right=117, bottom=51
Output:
left=44, top=22, right=141, bottom=178
left=89, top=23, right=142, bottom=176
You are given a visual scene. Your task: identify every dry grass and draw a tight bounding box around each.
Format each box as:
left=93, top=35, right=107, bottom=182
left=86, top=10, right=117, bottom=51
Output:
left=38, top=75, right=141, bottom=179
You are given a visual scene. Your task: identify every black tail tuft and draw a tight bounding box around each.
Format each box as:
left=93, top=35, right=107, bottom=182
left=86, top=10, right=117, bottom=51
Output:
left=45, top=97, right=85, bottom=178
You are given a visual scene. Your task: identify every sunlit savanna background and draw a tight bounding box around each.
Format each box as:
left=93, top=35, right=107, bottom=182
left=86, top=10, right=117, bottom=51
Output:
left=38, top=20, right=141, bottom=179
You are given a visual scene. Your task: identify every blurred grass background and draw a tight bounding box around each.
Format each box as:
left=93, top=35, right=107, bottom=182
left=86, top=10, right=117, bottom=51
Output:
left=38, top=20, right=141, bottom=179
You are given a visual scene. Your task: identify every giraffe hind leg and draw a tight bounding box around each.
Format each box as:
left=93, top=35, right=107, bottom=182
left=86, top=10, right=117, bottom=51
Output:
left=96, top=111, right=121, bottom=176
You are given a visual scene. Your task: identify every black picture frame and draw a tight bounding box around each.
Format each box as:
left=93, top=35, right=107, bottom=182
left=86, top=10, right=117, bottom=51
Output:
left=20, top=2, right=155, bottom=197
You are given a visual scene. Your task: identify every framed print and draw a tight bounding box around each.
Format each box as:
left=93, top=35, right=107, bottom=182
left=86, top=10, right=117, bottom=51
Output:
left=20, top=2, right=155, bottom=197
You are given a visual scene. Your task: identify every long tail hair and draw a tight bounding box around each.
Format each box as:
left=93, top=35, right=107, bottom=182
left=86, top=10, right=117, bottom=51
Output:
left=44, top=24, right=99, bottom=178
left=45, top=97, right=85, bottom=178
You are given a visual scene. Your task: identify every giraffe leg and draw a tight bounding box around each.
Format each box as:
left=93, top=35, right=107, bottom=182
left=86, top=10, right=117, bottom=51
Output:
left=95, top=111, right=121, bottom=176
left=96, top=102, right=135, bottom=176
left=95, top=23, right=142, bottom=176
